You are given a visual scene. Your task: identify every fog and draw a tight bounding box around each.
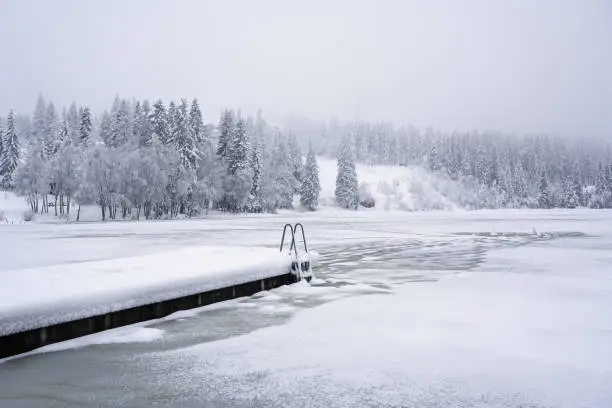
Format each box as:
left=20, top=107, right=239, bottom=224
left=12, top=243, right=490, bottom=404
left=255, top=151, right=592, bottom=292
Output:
left=0, top=0, right=610, bottom=137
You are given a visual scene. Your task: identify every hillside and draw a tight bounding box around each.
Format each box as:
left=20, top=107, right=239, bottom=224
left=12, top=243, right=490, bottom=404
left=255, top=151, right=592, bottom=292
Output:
left=317, top=157, right=467, bottom=211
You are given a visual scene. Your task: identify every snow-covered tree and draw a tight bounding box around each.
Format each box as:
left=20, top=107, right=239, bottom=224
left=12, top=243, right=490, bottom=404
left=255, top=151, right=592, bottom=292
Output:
left=57, top=119, right=71, bottom=147
left=270, top=134, right=294, bottom=209
left=216, top=109, right=234, bottom=160
left=193, top=141, right=224, bottom=213
left=216, top=115, right=251, bottom=212
left=140, top=100, right=153, bottom=147
left=167, top=101, right=178, bottom=146
left=132, top=101, right=143, bottom=142
left=48, top=144, right=83, bottom=217
left=537, top=170, right=551, bottom=209
left=13, top=143, right=48, bottom=213
left=287, top=132, right=304, bottom=193
left=428, top=141, right=441, bottom=172
left=0, top=111, right=20, bottom=188
left=242, top=138, right=263, bottom=212
left=32, top=95, right=47, bottom=142
left=227, top=116, right=250, bottom=176
left=606, top=163, right=612, bottom=207
left=109, top=98, right=130, bottom=147
left=151, top=100, right=169, bottom=145
left=43, top=102, right=58, bottom=158
left=170, top=99, right=199, bottom=169
left=189, top=98, right=205, bottom=143
left=85, top=146, right=116, bottom=221
left=335, top=134, right=359, bottom=209
left=79, top=107, right=92, bottom=146
left=66, top=102, right=80, bottom=142
left=300, top=143, right=320, bottom=211
left=99, top=111, right=112, bottom=147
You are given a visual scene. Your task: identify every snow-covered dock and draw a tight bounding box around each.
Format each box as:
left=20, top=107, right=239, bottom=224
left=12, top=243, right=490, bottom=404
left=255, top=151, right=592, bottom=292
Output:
left=0, top=246, right=295, bottom=358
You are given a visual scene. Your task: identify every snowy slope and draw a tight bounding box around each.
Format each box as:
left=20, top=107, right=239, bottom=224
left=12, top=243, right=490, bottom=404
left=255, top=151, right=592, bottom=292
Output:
left=0, top=246, right=292, bottom=336
left=317, top=157, right=465, bottom=211
left=0, top=191, right=29, bottom=224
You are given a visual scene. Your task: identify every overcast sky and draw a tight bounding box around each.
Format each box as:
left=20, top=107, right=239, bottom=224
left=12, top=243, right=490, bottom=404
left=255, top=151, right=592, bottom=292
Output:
left=1, top=0, right=610, bottom=137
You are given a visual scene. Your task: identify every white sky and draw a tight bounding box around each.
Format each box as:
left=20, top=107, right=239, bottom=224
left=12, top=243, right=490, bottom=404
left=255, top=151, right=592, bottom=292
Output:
left=0, top=0, right=611, bottom=137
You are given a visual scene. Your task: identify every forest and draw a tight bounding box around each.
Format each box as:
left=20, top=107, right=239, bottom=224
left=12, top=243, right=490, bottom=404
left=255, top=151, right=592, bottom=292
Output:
left=0, top=95, right=611, bottom=221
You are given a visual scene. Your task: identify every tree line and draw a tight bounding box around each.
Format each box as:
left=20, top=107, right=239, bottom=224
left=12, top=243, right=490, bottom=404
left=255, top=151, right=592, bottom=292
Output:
left=291, top=118, right=612, bottom=209
left=0, top=96, right=321, bottom=220
left=2, top=95, right=612, bottom=220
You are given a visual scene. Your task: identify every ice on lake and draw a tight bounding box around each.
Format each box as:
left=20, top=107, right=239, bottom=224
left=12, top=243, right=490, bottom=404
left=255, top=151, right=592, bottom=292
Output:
left=1, top=209, right=611, bottom=408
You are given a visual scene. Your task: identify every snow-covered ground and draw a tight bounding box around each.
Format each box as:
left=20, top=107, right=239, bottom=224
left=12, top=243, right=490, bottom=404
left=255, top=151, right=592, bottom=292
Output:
left=1, top=209, right=611, bottom=407
left=0, top=191, right=30, bottom=224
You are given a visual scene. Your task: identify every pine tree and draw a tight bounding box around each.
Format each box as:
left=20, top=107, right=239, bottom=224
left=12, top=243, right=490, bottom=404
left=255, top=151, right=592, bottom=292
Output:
left=171, top=99, right=199, bottom=169
left=300, top=143, right=320, bottom=211
left=110, top=98, right=130, bottom=147
left=132, top=101, right=143, bottom=142
left=79, top=107, right=92, bottom=146
left=354, top=125, right=365, bottom=162
left=335, top=134, right=359, bottom=209
left=428, top=142, right=440, bottom=172
left=43, top=102, right=58, bottom=158
left=366, top=131, right=378, bottom=165
left=140, top=100, right=153, bottom=147
left=216, top=109, right=234, bottom=159
left=387, top=131, right=399, bottom=165
left=271, top=134, right=294, bottom=209
left=189, top=98, right=205, bottom=143
left=99, top=111, right=113, bottom=147
left=58, top=119, right=71, bottom=147
left=0, top=111, right=20, bottom=188
left=560, top=175, right=578, bottom=208
left=32, top=95, right=47, bottom=142
left=571, top=161, right=584, bottom=207
left=398, top=129, right=409, bottom=166
left=151, top=100, right=169, bottom=144
left=606, top=163, right=612, bottom=206
left=537, top=170, right=550, bottom=209
left=227, top=117, right=249, bottom=176
left=245, top=139, right=263, bottom=212
left=377, top=128, right=389, bottom=163
left=67, top=102, right=80, bottom=141
left=595, top=163, right=607, bottom=195
left=167, top=101, right=179, bottom=146
left=287, top=133, right=304, bottom=193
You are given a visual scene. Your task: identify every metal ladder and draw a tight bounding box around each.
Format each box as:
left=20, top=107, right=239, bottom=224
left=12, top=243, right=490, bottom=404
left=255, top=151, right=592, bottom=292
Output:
left=280, top=223, right=313, bottom=282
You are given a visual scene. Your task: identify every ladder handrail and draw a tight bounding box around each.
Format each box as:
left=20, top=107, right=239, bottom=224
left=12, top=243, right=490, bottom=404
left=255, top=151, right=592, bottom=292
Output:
left=280, top=223, right=312, bottom=282
left=292, top=223, right=308, bottom=253
left=280, top=223, right=296, bottom=254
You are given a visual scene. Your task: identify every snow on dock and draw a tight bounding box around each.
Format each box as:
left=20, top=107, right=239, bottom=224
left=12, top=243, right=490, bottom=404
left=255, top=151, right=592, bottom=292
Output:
left=0, top=246, right=292, bottom=336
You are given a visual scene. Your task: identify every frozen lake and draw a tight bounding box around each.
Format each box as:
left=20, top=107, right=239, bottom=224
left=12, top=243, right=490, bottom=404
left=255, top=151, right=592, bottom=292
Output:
left=1, top=209, right=612, bottom=407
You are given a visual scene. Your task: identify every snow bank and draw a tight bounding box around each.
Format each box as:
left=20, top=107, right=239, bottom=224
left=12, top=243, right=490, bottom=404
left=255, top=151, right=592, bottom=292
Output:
left=0, top=191, right=30, bottom=224
left=317, top=157, right=465, bottom=211
left=0, top=246, right=292, bottom=336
